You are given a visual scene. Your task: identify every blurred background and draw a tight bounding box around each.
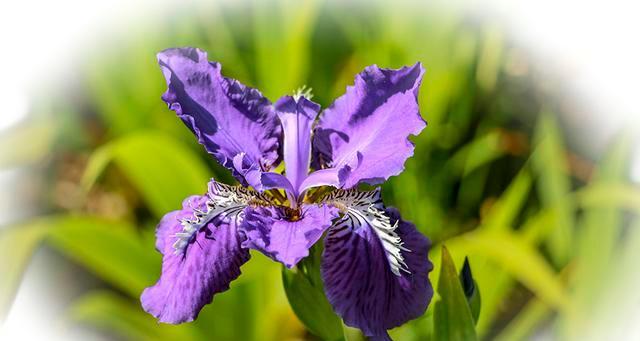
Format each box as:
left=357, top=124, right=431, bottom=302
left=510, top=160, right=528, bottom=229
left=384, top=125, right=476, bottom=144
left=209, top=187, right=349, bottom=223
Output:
left=1, top=0, right=640, bottom=340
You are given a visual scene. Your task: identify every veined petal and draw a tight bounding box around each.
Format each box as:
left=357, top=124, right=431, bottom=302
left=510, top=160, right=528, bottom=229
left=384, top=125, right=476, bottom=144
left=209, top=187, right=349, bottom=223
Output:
left=321, top=189, right=433, bottom=338
left=158, top=47, right=282, bottom=187
left=275, top=95, right=320, bottom=196
left=312, top=64, right=426, bottom=189
left=240, top=204, right=338, bottom=268
left=171, top=180, right=273, bottom=255
left=141, top=195, right=245, bottom=323
left=141, top=180, right=268, bottom=323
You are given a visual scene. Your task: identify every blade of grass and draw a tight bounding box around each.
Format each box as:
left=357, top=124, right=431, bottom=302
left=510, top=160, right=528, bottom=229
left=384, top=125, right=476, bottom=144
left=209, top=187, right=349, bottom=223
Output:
left=469, top=166, right=533, bottom=336
left=434, top=246, right=478, bottom=341
left=68, top=291, right=203, bottom=341
left=45, top=215, right=159, bottom=298
left=82, top=131, right=211, bottom=218
left=531, top=112, right=574, bottom=266
left=482, top=166, right=533, bottom=230
left=0, top=222, right=49, bottom=321
left=253, top=0, right=319, bottom=99
left=563, top=136, right=632, bottom=340
left=439, top=230, right=571, bottom=313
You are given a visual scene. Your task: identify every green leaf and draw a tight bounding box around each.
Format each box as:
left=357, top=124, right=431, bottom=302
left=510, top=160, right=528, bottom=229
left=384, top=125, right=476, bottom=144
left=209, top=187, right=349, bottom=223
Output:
left=476, top=24, right=504, bottom=91
left=565, top=136, right=633, bottom=340
left=482, top=166, right=533, bottom=231
left=449, top=130, right=506, bottom=177
left=459, top=257, right=481, bottom=324
left=576, top=183, right=640, bottom=211
left=434, top=246, right=477, bottom=341
left=441, top=230, right=570, bottom=313
left=69, top=291, right=202, bottom=341
left=0, top=222, right=49, bottom=321
left=531, top=112, right=574, bottom=265
left=1, top=215, right=159, bottom=321
left=0, top=119, right=56, bottom=168
left=45, top=215, right=159, bottom=298
left=281, top=244, right=344, bottom=341
left=494, top=296, right=550, bottom=341
left=82, top=131, right=211, bottom=218
left=469, top=166, right=532, bottom=336
left=253, top=0, right=319, bottom=99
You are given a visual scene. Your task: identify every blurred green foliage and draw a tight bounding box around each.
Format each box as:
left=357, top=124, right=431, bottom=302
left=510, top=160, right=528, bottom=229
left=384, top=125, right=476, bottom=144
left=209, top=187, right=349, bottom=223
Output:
left=1, top=0, right=639, bottom=340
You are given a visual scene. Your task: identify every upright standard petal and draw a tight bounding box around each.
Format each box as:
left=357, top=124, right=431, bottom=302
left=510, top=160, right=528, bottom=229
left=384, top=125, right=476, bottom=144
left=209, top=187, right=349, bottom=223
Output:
left=312, top=64, right=426, bottom=189
left=141, top=181, right=267, bottom=323
left=240, top=204, right=338, bottom=268
left=275, top=95, right=320, bottom=197
left=321, top=189, right=433, bottom=339
left=158, top=47, right=282, bottom=187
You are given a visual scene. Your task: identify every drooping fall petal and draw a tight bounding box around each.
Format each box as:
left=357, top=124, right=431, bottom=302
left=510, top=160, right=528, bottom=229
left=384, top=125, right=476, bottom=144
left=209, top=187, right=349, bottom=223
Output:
left=321, top=189, right=433, bottom=339
left=140, top=194, right=249, bottom=323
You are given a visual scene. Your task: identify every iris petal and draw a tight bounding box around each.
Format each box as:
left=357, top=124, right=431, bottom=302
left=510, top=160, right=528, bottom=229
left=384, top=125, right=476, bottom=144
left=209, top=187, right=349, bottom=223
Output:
left=312, top=64, right=426, bottom=189
left=298, top=168, right=343, bottom=194
left=240, top=204, right=338, bottom=268
left=158, top=47, right=282, bottom=187
left=275, top=95, right=320, bottom=196
left=141, top=192, right=249, bottom=323
left=321, top=189, right=433, bottom=338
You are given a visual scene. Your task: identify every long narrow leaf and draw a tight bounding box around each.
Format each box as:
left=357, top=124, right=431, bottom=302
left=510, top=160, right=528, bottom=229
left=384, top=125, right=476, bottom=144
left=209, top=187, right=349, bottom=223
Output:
left=531, top=112, right=574, bottom=266
left=434, top=246, right=477, bottom=341
left=45, top=215, right=159, bottom=298
left=441, top=230, right=570, bottom=312
left=69, top=291, right=202, bottom=341
left=82, top=131, right=211, bottom=218
left=0, top=222, right=49, bottom=321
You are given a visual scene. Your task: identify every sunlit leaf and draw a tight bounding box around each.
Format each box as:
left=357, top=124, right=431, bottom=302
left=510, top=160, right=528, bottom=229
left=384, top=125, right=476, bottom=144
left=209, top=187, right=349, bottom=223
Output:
left=1, top=215, right=158, bottom=320
left=440, top=230, right=570, bottom=313
left=531, top=112, right=574, bottom=265
left=476, top=24, right=503, bottom=92
left=45, top=215, right=159, bottom=298
left=282, top=245, right=344, bottom=341
left=494, top=296, right=550, bottom=341
left=253, top=0, right=319, bottom=98
left=483, top=166, right=533, bottom=230
left=565, top=136, right=632, bottom=340
left=472, top=166, right=532, bottom=336
left=434, top=246, right=477, bottom=341
left=449, top=130, right=506, bottom=177
left=69, top=290, right=202, bottom=341
left=82, top=131, right=211, bottom=218
left=0, top=119, right=56, bottom=168
left=0, top=222, right=49, bottom=321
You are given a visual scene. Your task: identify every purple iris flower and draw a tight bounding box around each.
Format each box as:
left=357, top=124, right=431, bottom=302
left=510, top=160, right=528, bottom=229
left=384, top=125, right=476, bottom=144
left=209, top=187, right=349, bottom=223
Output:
left=141, top=47, right=433, bottom=340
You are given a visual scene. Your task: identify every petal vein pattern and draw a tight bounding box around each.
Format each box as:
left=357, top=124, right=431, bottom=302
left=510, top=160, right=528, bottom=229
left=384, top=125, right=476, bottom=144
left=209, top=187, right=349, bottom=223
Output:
left=312, top=64, right=426, bottom=189
left=173, top=180, right=272, bottom=255
left=157, top=47, right=282, bottom=187
left=320, top=189, right=433, bottom=338
left=323, top=188, right=409, bottom=276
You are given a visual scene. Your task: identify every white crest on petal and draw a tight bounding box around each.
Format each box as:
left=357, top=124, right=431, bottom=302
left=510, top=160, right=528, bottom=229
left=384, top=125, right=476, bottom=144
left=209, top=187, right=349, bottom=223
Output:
left=323, top=188, right=411, bottom=276
left=293, top=85, right=313, bottom=101
left=173, top=181, right=271, bottom=255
